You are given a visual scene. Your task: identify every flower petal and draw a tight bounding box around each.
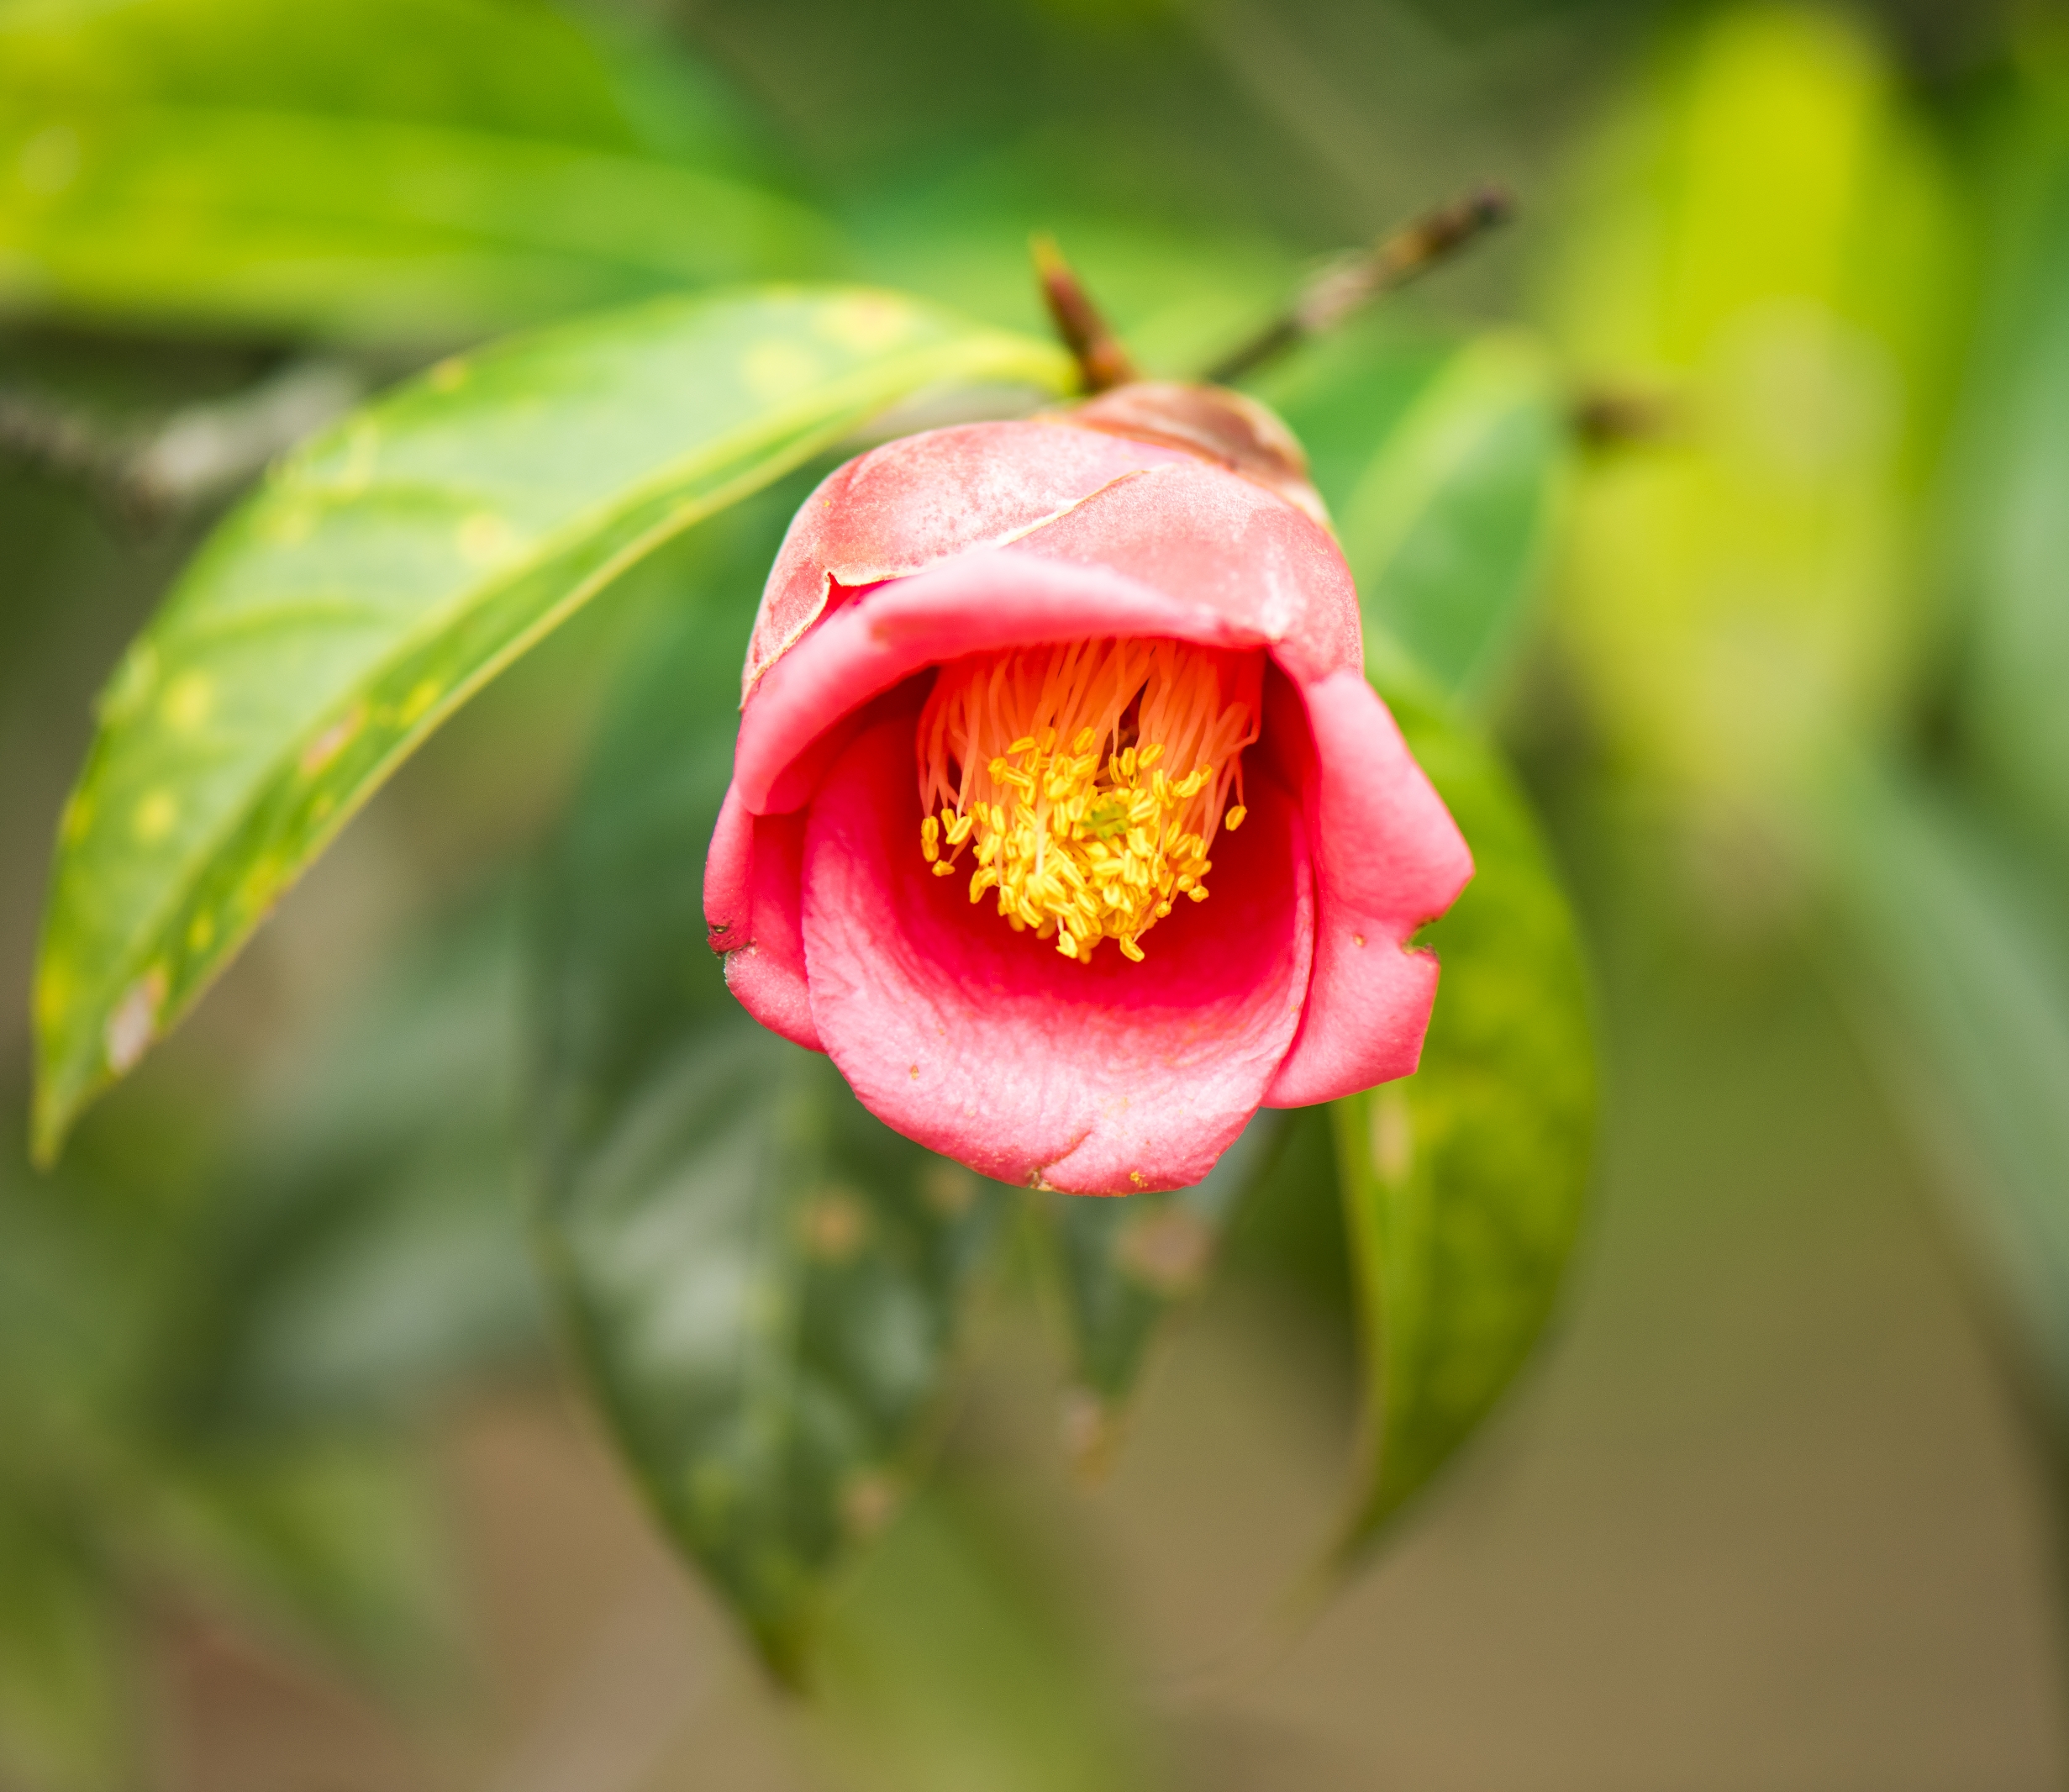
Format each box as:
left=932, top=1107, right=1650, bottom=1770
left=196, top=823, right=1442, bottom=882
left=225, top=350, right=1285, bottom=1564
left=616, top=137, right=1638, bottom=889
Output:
left=732, top=550, right=1262, bottom=818
left=746, top=422, right=1196, bottom=693
left=798, top=714, right=1314, bottom=1195
left=707, top=787, right=819, bottom=1049
left=1005, top=458, right=1362, bottom=683
left=1263, top=668, right=1474, bottom=1106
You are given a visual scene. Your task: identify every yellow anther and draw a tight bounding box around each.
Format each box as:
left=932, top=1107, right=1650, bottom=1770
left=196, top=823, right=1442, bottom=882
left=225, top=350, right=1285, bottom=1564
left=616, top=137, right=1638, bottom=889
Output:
left=916, top=637, right=1261, bottom=963
left=1224, top=804, right=1247, bottom=831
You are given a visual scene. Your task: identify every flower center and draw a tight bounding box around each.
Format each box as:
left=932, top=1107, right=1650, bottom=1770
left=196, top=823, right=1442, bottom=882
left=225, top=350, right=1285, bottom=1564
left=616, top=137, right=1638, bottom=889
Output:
left=916, top=638, right=1261, bottom=962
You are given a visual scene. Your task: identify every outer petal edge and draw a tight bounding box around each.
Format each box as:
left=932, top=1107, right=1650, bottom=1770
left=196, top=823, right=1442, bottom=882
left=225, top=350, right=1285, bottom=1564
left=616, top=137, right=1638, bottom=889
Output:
left=1264, top=668, right=1473, bottom=1107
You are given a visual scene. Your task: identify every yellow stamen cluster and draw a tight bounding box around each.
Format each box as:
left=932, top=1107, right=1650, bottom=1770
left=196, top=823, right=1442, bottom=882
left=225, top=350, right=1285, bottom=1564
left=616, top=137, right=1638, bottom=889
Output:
left=917, top=638, right=1261, bottom=962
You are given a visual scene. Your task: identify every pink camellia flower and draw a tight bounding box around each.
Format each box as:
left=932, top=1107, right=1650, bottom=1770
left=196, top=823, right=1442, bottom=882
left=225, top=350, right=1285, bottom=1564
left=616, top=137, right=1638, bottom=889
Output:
left=704, top=382, right=1472, bottom=1195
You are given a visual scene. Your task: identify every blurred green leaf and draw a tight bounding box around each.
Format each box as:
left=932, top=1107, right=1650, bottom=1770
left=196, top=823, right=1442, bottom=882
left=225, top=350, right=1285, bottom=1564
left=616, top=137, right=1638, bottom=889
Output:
left=149, top=1441, right=459, bottom=1696
left=1545, top=5, right=1961, bottom=817
left=1251, top=309, right=1453, bottom=506
left=0, top=1123, right=466, bottom=1766
left=1330, top=670, right=1594, bottom=1552
left=1046, top=1112, right=1279, bottom=1471
left=1940, top=67, right=2069, bottom=858
left=1220, top=1104, right=1357, bottom=1336
left=1336, top=333, right=1566, bottom=705
left=33, top=285, right=1074, bottom=1161
left=534, top=582, right=1009, bottom=1678
left=814, top=1478, right=1155, bottom=1792
left=1824, top=763, right=2069, bottom=1419
left=174, top=893, right=544, bottom=1435
left=0, top=0, right=829, bottom=343
left=0, top=1502, right=129, bottom=1792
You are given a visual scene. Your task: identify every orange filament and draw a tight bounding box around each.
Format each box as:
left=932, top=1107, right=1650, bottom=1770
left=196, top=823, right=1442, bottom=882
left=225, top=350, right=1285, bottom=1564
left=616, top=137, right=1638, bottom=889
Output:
left=916, top=638, right=1262, bottom=962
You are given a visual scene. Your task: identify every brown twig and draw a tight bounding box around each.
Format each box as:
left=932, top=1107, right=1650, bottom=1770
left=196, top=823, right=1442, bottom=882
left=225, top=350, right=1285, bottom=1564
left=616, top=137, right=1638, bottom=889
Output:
left=1207, top=184, right=1514, bottom=386
left=1032, top=234, right=1139, bottom=394
left=0, top=360, right=362, bottom=524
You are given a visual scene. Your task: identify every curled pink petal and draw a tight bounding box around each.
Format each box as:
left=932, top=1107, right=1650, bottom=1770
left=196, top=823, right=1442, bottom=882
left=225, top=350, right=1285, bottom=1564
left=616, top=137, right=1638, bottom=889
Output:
left=745, top=422, right=1196, bottom=695
left=733, top=550, right=1259, bottom=818
left=707, top=788, right=819, bottom=1051
left=1263, top=669, right=1474, bottom=1106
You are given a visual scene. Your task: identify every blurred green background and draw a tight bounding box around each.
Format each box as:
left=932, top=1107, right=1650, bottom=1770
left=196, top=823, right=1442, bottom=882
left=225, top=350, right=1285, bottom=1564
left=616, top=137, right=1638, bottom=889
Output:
left=4, top=0, right=2068, bottom=1786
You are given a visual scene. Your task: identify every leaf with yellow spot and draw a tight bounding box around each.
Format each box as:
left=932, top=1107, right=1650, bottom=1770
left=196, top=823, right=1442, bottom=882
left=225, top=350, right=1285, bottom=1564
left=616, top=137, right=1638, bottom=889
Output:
left=32, top=285, right=1075, bottom=1160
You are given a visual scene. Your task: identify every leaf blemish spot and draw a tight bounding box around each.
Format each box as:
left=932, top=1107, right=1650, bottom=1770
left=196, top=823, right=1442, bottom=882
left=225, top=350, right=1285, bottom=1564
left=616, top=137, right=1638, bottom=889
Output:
left=802, top=1189, right=867, bottom=1260
left=397, top=679, right=442, bottom=726
left=132, top=790, right=178, bottom=843
left=816, top=295, right=914, bottom=354
left=34, top=961, right=70, bottom=1032
left=920, top=1162, right=977, bottom=1216
left=456, top=512, right=513, bottom=567
left=743, top=340, right=819, bottom=398
left=104, top=966, right=167, bottom=1075
left=840, top=1471, right=900, bottom=1539
left=262, top=501, right=319, bottom=546
left=299, top=705, right=363, bottom=776
left=160, top=672, right=213, bottom=732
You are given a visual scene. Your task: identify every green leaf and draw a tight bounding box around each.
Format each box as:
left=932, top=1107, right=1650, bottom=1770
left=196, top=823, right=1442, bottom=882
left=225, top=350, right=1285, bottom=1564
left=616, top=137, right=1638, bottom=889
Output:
left=1248, top=312, right=1456, bottom=511
left=32, top=284, right=1075, bottom=1162
left=149, top=1441, right=460, bottom=1696
left=1823, top=763, right=2069, bottom=1417
left=1543, top=6, right=1961, bottom=814
left=172, top=892, right=544, bottom=1435
left=0, top=0, right=829, bottom=343
left=1046, top=1112, right=1281, bottom=1470
left=1939, top=71, right=2069, bottom=857
left=534, top=581, right=1010, bottom=1678
left=0, top=1502, right=130, bottom=1792
left=1329, top=670, right=1594, bottom=1552
left=1335, top=334, right=1567, bottom=705
left=813, top=1478, right=1155, bottom=1792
